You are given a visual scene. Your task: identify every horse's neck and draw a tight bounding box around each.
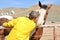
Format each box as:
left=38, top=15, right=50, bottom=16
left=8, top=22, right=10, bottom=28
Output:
left=0, top=18, right=8, bottom=26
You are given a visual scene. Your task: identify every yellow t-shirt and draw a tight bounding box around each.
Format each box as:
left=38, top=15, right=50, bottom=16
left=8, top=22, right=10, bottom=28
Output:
left=3, top=17, right=36, bottom=40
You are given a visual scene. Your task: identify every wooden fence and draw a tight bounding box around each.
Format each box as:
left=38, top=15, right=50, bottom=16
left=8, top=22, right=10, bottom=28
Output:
left=41, top=24, right=60, bottom=40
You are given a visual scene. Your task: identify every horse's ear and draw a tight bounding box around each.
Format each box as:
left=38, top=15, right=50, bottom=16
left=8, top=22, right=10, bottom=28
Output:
left=39, top=1, right=42, bottom=7
left=47, top=4, right=52, bottom=9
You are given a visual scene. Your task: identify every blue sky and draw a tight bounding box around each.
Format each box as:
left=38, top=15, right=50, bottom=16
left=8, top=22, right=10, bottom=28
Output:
left=0, top=0, right=60, bottom=9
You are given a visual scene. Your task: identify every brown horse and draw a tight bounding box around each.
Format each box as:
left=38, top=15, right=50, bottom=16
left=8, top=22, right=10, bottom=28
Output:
left=0, top=15, right=14, bottom=40
left=0, top=18, right=9, bottom=40
left=30, top=1, right=52, bottom=40
left=0, top=18, right=12, bottom=36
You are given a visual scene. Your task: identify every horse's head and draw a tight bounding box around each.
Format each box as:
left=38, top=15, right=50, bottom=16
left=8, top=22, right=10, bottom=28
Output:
left=0, top=15, right=14, bottom=28
left=0, top=15, right=14, bottom=26
left=39, top=1, right=52, bottom=13
left=36, top=1, right=52, bottom=26
left=0, top=15, right=14, bottom=36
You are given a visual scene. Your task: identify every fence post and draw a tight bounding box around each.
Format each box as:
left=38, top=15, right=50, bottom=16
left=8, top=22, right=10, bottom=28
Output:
left=54, top=26, right=57, bottom=40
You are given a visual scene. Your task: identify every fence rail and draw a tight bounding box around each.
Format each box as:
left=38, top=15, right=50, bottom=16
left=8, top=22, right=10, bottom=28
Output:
left=41, top=24, right=60, bottom=27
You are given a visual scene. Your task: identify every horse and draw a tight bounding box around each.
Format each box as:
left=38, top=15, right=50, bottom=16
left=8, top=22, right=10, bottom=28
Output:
left=30, top=1, right=52, bottom=40
left=0, top=15, right=14, bottom=40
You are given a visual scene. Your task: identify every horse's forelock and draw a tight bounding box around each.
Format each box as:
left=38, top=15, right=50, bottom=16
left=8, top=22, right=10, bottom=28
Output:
left=42, top=5, right=47, bottom=9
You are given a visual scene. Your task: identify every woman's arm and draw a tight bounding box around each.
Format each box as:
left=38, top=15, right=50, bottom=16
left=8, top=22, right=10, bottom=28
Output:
left=2, top=18, right=18, bottom=28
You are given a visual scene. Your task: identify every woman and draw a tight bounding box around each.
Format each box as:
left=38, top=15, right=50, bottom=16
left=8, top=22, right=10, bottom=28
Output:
left=2, top=11, right=40, bottom=40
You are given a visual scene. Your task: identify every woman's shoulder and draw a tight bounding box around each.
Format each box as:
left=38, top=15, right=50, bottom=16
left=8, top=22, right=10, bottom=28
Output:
left=17, top=16, right=28, bottom=19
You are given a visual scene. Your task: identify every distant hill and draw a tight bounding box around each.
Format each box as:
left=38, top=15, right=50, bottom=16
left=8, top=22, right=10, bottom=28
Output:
left=0, top=5, right=60, bottom=23
left=0, top=7, right=26, bottom=16
left=47, top=5, right=60, bottom=23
